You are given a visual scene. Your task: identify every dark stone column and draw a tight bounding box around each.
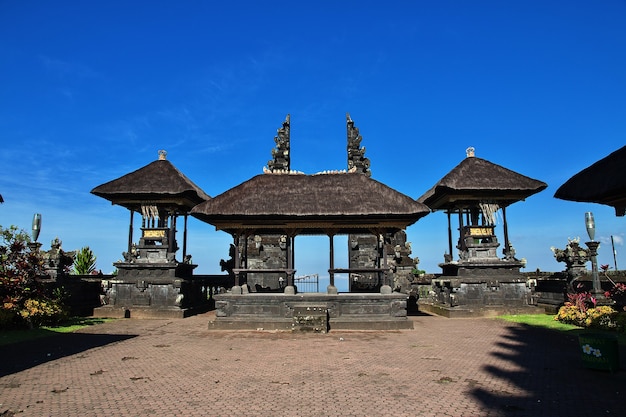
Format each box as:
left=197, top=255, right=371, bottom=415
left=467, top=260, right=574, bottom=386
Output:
left=328, top=234, right=337, bottom=294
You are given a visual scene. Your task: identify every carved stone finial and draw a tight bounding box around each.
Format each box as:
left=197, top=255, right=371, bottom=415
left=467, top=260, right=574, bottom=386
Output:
left=346, top=113, right=371, bottom=177
left=158, top=150, right=167, bottom=160
left=466, top=147, right=475, bottom=158
left=267, top=114, right=290, bottom=172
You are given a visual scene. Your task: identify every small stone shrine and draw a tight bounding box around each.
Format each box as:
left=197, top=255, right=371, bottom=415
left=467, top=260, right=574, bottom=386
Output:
left=91, top=151, right=211, bottom=318
left=417, top=148, right=547, bottom=316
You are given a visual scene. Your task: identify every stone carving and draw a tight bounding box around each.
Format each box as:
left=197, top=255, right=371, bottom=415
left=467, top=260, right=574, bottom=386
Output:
left=267, top=114, right=290, bottom=172
left=41, top=238, right=75, bottom=280
left=122, top=243, right=138, bottom=262
left=551, top=237, right=590, bottom=283
left=220, top=244, right=236, bottom=277
left=346, top=113, right=371, bottom=177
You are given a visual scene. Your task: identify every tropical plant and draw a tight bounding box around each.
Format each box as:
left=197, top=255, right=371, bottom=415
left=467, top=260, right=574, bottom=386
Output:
left=0, top=225, right=67, bottom=329
left=554, top=289, right=622, bottom=331
left=73, top=246, right=97, bottom=275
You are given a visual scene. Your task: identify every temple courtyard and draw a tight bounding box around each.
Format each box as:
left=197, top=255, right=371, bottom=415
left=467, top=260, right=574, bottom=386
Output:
left=1, top=312, right=624, bottom=417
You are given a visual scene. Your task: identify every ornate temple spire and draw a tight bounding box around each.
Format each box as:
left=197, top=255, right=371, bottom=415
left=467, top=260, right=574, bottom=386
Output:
left=267, top=114, right=290, bottom=172
left=346, top=113, right=371, bottom=177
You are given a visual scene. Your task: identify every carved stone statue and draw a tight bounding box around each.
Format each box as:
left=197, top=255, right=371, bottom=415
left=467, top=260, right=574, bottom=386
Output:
left=267, top=114, right=290, bottom=172
left=551, top=237, right=590, bottom=288
left=41, top=238, right=75, bottom=280
left=220, top=244, right=236, bottom=277
left=346, top=113, right=371, bottom=177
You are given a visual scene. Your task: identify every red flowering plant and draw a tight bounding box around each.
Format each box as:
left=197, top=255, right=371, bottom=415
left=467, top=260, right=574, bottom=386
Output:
left=601, top=264, right=626, bottom=311
left=605, top=283, right=626, bottom=311
left=554, top=279, right=621, bottom=329
left=555, top=289, right=597, bottom=327
left=0, top=225, right=67, bottom=329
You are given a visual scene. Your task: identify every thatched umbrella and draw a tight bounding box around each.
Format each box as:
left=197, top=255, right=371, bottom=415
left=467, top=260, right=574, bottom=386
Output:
left=91, top=151, right=209, bottom=211
left=418, top=148, right=547, bottom=259
left=554, top=145, right=626, bottom=216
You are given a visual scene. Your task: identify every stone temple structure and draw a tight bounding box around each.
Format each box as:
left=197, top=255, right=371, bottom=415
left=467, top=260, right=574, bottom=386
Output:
left=91, top=151, right=212, bottom=318
left=417, top=148, right=547, bottom=317
left=191, top=115, right=430, bottom=330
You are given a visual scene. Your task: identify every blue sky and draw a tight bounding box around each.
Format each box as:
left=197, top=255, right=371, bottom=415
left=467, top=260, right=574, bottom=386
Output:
left=1, top=1, right=625, bottom=282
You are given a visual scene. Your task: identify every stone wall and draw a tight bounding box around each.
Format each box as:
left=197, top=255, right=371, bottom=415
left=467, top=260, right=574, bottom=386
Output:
left=348, top=230, right=419, bottom=293
left=243, top=234, right=287, bottom=291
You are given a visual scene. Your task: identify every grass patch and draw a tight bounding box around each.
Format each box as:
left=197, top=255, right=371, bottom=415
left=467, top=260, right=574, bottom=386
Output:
left=496, top=314, right=626, bottom=345
left=0, top=317, right=114, bottom=346
left=497, top=314, right=580, bottom=331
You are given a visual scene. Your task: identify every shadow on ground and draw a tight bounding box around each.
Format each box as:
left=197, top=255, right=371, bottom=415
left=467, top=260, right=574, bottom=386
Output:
left=470, top=324, right=626, bottom=416
left=0, top=332, right=136, bottom=377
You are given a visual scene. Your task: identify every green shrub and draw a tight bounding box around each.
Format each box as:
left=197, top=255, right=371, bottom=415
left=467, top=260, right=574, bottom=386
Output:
left=555, top=304, right=588, bottom=327
left=555, top=301, right=619, bottom=331
left=614, top=312, right=626, bottom=333
left=585, top=305, right=618, bottom=329
left=19, top=298, right=68, bottom=328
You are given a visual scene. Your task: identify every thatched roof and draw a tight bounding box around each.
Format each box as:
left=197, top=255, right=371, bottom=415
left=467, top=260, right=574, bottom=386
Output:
left=91, top=156, right=210, bottom=211
left=190, top=173, right=429, bottom=234
left=554, top=145, right=626, bottom=216
left=418, top=154, right=547, bottom=210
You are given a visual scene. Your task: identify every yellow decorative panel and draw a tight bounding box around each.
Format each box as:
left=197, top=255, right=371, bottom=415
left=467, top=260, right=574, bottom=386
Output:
left=144, top=229, right=166, bottom=238
left=468, top=227, right=493, bottom=237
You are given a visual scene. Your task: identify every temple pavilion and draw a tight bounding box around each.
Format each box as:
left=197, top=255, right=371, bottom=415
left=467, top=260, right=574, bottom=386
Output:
left=417, top=147, right=547, bottom=316
left=190, top=115, right=430, bottom=330
left=91, top=150, right=212, bottom=318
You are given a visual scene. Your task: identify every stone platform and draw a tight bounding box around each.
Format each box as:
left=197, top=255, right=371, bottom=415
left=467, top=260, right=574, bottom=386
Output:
left=418, top=300, right=542, bottom=318
left=209, top=292, right=413, bottom=331
left=93, top=304, right=209, bottom=319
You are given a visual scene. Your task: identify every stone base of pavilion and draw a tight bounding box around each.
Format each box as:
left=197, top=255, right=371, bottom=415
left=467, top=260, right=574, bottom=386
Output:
left=207, top=292, right=413, bottom=331
left=93, top=305, right=209, bottom=319
left=417, top=300, right=541, bottom=318
left=416, top=260, right=542, bottom=318
left=92, top=263, right=213, bottom=319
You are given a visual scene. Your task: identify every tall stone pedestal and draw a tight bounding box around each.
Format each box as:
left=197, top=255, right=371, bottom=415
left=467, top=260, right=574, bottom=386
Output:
left=419, top=259, right=539, bottom=317
left=93, top=262, right=210, bottom=318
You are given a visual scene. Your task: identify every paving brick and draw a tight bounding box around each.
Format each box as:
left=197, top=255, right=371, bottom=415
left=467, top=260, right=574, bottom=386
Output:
left=1, top=312, right=625, bottom=416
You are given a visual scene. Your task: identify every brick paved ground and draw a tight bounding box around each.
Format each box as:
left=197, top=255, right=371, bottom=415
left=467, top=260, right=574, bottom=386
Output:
left=1, top=312, right=624, bottom=417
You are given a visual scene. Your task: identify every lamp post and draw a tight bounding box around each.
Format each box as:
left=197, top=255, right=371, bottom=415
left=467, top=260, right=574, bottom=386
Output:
left=584, top=212, right=607, bottom=303
left=28, top=213, right=42, bottom=252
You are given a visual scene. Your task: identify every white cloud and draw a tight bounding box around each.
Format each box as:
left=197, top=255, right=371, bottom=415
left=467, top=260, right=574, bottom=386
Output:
left=600, top=234, right=623, bottom=246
